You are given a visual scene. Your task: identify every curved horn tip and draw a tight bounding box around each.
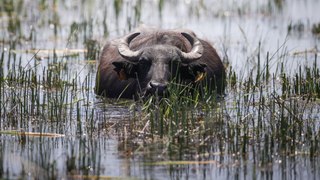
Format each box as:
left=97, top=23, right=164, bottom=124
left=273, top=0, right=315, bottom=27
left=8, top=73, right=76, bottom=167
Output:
left=126, top=32, right=141, bottom=41
left=181, top=32, right=198, bottom=43
left=118, top=32, right=141, bottom=61
left=180, top=32, right=204, bottom=62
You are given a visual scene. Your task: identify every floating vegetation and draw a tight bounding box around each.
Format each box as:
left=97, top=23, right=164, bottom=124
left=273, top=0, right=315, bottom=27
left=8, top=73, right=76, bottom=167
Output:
left=287, top=21, right=305, bottom=35
left=145, top=160, right=220, bottom=166
left=68, top=175, right=138, bottom=180
left=10, top=49, right=87, bottom=60
left=312, top=23, right=320, bottom=36
left=0, top=130, right=65, bottom=137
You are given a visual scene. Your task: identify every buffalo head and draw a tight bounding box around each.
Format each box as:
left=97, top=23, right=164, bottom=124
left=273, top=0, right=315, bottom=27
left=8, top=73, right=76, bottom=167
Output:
left=112, top=32, right=206, bottom=97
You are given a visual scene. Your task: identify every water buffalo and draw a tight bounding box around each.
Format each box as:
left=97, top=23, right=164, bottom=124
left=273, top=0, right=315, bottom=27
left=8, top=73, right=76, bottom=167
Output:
left=95, top=28, right=225, bottom=99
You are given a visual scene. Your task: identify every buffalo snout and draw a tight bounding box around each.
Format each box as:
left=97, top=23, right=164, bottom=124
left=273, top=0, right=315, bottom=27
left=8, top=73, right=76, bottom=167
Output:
left=147, top=81, right=168, bottom=97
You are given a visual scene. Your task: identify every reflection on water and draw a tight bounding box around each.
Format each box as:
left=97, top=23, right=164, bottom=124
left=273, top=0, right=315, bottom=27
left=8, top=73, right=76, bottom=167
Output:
left=0, top=0, right=320, bottom=179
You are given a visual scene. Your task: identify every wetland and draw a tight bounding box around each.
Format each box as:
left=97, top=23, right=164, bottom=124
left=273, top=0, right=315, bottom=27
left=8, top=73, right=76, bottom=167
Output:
left=0, top=0, right=320, bottom=179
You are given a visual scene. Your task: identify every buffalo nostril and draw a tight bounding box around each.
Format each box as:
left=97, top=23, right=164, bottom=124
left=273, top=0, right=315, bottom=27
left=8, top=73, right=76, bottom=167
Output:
left=149, top=81, right=167, bottom=94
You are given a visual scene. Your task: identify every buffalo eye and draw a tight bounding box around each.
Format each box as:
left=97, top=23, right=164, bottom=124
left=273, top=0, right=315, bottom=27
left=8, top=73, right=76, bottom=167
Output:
left=136, top=57, right=151, bottom=78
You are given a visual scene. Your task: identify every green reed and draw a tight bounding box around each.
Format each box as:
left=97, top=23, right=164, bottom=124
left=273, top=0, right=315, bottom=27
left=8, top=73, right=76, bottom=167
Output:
left=0, top=48, right=96, bottom=138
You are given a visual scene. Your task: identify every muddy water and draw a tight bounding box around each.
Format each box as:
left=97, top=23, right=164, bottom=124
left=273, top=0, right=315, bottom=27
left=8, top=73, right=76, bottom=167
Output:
left=0, top=0, right=320, bottom=179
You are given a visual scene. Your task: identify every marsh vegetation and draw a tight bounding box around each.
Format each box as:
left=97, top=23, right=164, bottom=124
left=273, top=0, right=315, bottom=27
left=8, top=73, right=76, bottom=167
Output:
left=0, top=0, right=319, bottom=179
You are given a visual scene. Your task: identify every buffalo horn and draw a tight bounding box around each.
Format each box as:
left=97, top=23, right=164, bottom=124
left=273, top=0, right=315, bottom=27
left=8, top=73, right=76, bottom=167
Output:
left=180, top=32, right=204, bottom=63
left=118, top=32, right=141, bottom=62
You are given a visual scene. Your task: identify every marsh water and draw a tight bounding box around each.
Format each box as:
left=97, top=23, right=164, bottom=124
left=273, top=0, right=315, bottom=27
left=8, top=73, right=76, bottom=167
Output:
left=1, top=0, right=320, bottom=179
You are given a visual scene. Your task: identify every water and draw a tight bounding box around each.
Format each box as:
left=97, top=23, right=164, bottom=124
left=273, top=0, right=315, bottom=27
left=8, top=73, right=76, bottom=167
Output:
left=1, top=0, right=320, bottom=179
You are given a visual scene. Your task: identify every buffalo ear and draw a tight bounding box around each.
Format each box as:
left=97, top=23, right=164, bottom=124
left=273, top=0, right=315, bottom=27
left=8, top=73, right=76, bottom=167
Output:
left=190, top=63, right=207, bottom=72
left=112, top=61, right=137, bottom=80
left=192, top=63, right=207, bottom=82
left=181, top=63, right=206, bottom=82
left=112, top=61, right=125, bottom=73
